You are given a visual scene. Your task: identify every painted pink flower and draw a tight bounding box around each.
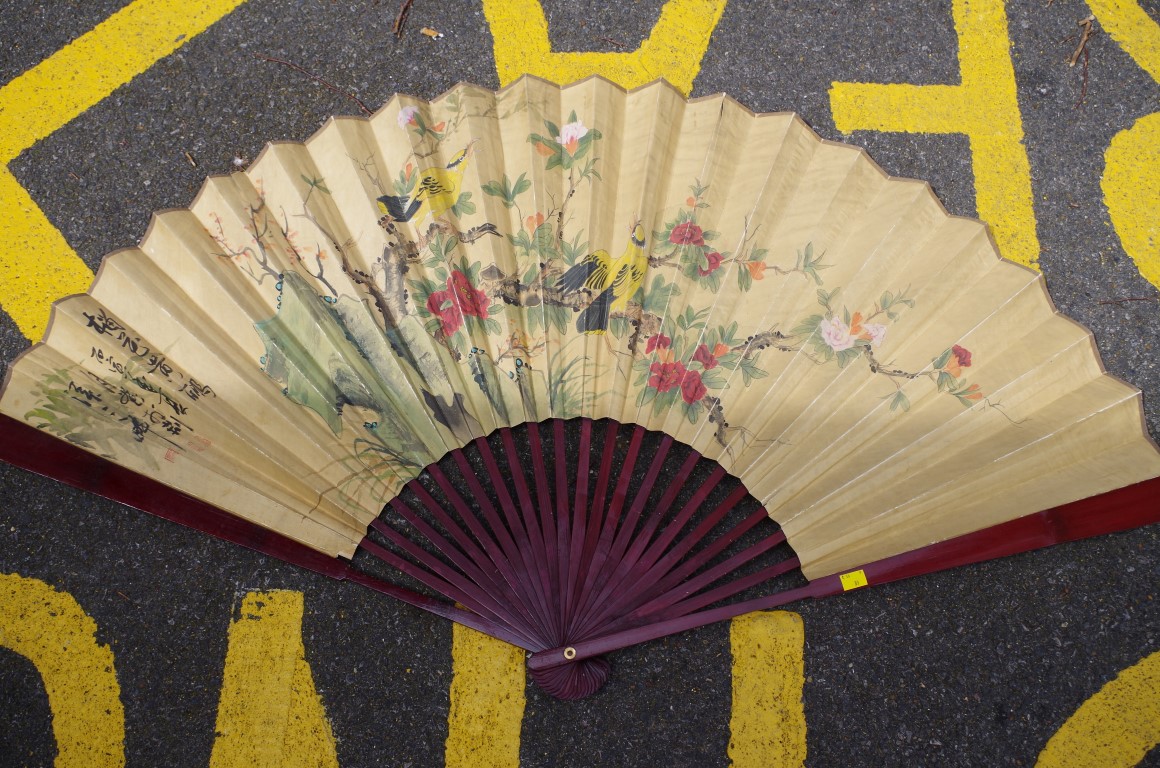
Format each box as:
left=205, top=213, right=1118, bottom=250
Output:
left=426, top=289, right=462, bottom=335
left=645, top=333, right=672, bottom=354
left=670, top=222, right=704, bottom=246
left=692, top=343, right=719, bottom=370
left=861, top=323, right=888, bottom=347
left=397, top=105, right=419, bottom=129
left=945, top=344, right=973, bottom=377
left=680, top=369, right=707, bottom=404
left=555, top=120, right=588, bottom=154
left=648, top=361, right=687, bottom=393
left=447, top=270, right=489, bottom=319
left=818, top=316, right=855, bottom=352
left=697, top=251, right=723, bottom=277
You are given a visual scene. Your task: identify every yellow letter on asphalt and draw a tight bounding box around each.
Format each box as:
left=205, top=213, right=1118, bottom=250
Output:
left=445, top=622, right=526, bottom=768
left=483, top=0, right=727, bottom=95
left=729, top=611, right=807, bottom=768
left=1035, top=649, right=1160, bottom=768
left=0, top=0, right=246, bottom=341
left=0, top=573, right=125, bottom=767
left=1090, top=0, right=1160, bottom=292
left=829, top=0, right=1040, bottom=270
left=209, top=591, right=339, bottom=768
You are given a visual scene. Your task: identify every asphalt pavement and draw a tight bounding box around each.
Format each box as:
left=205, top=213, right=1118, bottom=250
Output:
left=1, top=1, right=1159, bottom=766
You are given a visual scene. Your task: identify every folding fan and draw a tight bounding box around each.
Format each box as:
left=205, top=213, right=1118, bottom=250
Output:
left=3, top=76, right=1159, bottom=700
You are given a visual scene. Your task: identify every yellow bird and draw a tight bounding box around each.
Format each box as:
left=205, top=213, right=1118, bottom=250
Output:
left=378, top=140, right=478, bottom=223
left=558, top=219, right=648, bottom=334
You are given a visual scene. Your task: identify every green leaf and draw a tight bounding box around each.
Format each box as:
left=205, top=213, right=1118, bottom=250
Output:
left=738, top=265, right=753, bottom=292
left=790, top=314, right=823, bottom=338
left=889, top=390, right=910, bottom=412
left=933, top=348, right=952, bottom=369
left=452, top=192, right=475, bottom=217
left=937, top=370, right=956, bottom=392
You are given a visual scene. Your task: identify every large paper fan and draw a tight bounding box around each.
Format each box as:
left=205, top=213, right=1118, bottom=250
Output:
left=3, top=77, right=1158, bottom=700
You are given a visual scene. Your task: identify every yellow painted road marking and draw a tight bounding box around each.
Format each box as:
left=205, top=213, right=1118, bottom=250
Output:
left=0, top=0, right=246, bottom=340
left=0, top=170, right=95, bottom=342
left=1091, top=0, right=1160, bottom=292
left=209, top=591, right=339, bottom=768
left=483, top=0, right=727, bottom=95
left=1088, top=0, right=1160, bottom=80
left=445, top=623, right=526, bottom=768
left=728, top=611, right=807, bottom=768
left=1035, top=649, right=1160, bottom=767
left=829, top=0, right=1040, bottom=270
left=0, top=573, right=125, bottom=767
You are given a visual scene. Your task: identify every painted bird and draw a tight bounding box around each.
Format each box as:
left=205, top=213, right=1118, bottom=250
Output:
left=557, top=218, right=648, bottom=334
left=377, top=140, right=478, bottom=223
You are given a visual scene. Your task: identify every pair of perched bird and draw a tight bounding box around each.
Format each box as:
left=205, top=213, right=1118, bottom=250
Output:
left=377, top=143, right=648, bottom=335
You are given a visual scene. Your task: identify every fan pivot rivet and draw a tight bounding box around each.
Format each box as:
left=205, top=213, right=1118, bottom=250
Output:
left=563, top=647, right=577, bottom=660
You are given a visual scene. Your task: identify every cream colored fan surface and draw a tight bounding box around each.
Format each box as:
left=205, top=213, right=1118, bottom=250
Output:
left=4, top=76, right=1158, bottom=583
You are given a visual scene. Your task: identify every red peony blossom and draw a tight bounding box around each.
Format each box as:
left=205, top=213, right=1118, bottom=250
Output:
left=951, top=345, right=972, bottom=368
left=648, top=361, right=687, bottom=392
left=680, top=369, right=707, bottom=404
left=645, top=333, right=672, bottom=354
left=692, top=343, right=718, bottom=370
left=670, top=222, right=705, bottom=246
left=945, top=344, right=973, bottom=377
left=698, top=251, right=723, bottom=277
left=448, top=270, right=489, bottom=318
left=426, top=289, right=462, bottom=335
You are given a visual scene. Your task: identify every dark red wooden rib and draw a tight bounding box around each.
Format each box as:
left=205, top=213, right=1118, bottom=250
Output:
left=573, top=424, right=645, bottom=623
left=553, top=419, right=573, bottom=635
left=569, top=433, right=674, bottom=635
left=568, top=421, right=621, bottom=622
left=369, top=508, right=539, bottom=645
left=586, top=489, right=757, bottom=630
left=601, top=529, right=788, bottom=635
left=524, top=421, right=562, bottom=643
left=563, top=418, right=593, bottom=633
left=477, top=432, right=555, bottom=635
left=424, top=463, right=550, bottom=640
left=377, top=489, right=544, bottom=643
left=450, top=447, right=554, bottom=638
left=569, top=449, right=701, bottom=637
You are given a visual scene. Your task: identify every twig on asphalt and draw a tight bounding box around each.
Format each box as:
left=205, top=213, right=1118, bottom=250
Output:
left=1097, top=296, right=1160, bottom=305
left=394, top=0, right=414, bottom=38
left=1068, top=15, right=1096, bottom=67
left=252, top=53, right=373, bottom=116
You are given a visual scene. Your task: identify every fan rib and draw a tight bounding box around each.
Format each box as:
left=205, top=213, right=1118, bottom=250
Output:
left=366, top=512, right=540, bottom=647
left=425, top=463, right=553, bottom=641
left=471, top=434, right=557, bottom=639
left=571, top=449, right=701, bottom=637
left=562, top=418, right=594, bottom=635
left=524, top=422, right=563, bottom=643
left=393, top=480, right=546, bottom=642
left=573, top=424, right=646, bottom=628
left=580, top=501, right=768, bottom=641
left=358, top=529, right=536, bottom=649
left=569, top=433, right=675, bottom=636
left=566, top=421, right=622, bottom=629
left=607, top=485, right=752, bottom=615
left=619, top=536, right=795, bottom=629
